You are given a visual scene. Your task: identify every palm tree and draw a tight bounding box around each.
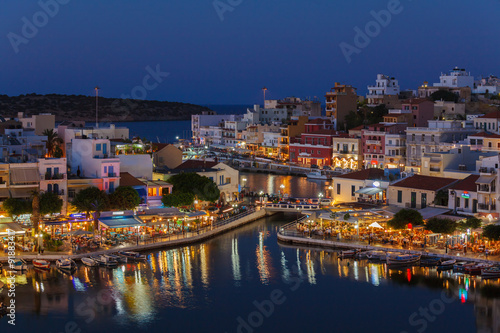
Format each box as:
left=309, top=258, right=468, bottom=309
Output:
left=42, top=129, right=63, bottom=157
left=31, top=189, right=40, bottom=234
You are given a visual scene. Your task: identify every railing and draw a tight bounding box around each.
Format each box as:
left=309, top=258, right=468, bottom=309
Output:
left=479, top=167, right=496, bottom=174
left=366, top=140, right=381, bottom=145
left=478, top=185, right=494, bottom=192
left=278, top=216, right=308, bottom=237
left=107, top=172, right=118, bottom=177
left=264, top=203, right=320, bottom=210
left=43, top=173, right=66, bottom=180
left=478, top=203, right=496, bottom=211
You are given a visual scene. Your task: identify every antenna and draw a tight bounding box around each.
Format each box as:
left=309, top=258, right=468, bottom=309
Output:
left=95, top=86, right=100, bottom=128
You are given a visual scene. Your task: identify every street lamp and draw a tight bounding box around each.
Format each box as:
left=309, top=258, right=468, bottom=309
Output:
left=135, top=226, right=139, bottom=245
left=280, top=184, right=285, bottom=199
left=328, top=186, right=333, bottom=199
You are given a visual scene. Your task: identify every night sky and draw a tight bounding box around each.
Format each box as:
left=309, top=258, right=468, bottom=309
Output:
left=0, top=0, right=498, bottom=105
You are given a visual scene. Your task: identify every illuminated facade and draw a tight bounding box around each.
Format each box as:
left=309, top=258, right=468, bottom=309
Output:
left=331, top=136, right=361, bottom=170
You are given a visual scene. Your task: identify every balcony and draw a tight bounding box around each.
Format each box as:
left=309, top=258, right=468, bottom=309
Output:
left=479, top=167, right=496, bottom=174
left=478, top=185, right=495, bottom=193
left=366, top=140, right=381, bottom=145
left=42, top=173, right=66, bottom=180
left=106, top=172, right=118, bottom=178
left=386, top=143, right=406, bottom=148
left=478, top=203, right=496, bottom=211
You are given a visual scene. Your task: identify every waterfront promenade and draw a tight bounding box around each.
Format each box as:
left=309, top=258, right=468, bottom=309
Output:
left=0, top=208, right=277, bottom=262
left=277, top=220, right=500, bottom=265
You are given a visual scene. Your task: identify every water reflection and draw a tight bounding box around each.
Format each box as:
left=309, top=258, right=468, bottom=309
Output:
left=2, top=215, right=499, bottom=332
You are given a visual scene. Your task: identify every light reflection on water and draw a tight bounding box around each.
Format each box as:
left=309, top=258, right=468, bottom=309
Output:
left=0, top=214, right=497, bottom=332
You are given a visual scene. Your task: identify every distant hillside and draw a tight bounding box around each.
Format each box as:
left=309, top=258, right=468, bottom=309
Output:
left=0, top=93, right=212, bottom=122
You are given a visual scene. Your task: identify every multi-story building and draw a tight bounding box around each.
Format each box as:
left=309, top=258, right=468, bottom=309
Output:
left=474, top=155, right=500, bottom=218
left=366, top=74, right=400, bottom=107
left=418, top=82, right=472, bottom=103
left=325, top=83, right=357, bottom=130
left=331, top=136, right=362, bottom=171
left=448, top=175, right=479, bottom=215
left=434, top=101, right=466, bottom=120
left=222, top=119, right=247, bottom=147
left=332, top=168, right=388, bottom=204
left=362, top=123, right=407, bottom=169
left=433, top=67, right=474, bottom=88
left=473, top=111, right=500, bottom=134
left=265, top=97, right=322, bottom=117
left=39, top=158, right=68, bottom=214
left=469, top=132, right=500, bottom=152
left=278, top=116, right=308, bottom=161
left=261, top=129, right=281, bottom=158
left=70, top=138, right=120, bottom=193
left=289, top=119, right=337, bottom=167
left=384, top=133, right=406, bottom=170
left=191, top=112, right=236, bottom=145
left=406, top=120, right=477, bottom=170
left=473, top=75, right=500, bottom=95
left=18, top=112, right=55, bottom=135
left=401, top=99, right=435, bottom=127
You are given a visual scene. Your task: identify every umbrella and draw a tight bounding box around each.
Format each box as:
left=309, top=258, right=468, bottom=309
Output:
left=368, top=222, right=383, bottom=229
left=70, top=230, right=93, bottom=236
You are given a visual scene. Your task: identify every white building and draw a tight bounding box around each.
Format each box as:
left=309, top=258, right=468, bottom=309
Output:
left=191, top=112, right=237, bottom=144
left=433, top=67, right=474, bottom=88
left=118, top=154, right=153, bottom=180
left=70, top=138, right=120, bottom=193
left=366, top=74, right=400, bottom=106
left=39, top=158, right=68, bottom=214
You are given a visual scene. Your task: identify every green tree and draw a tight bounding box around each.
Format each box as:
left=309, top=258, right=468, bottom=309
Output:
left=425, top=218, right=457, bottom=234
left=162, top=192, right=195, bottom=207
left=457, top=217, right=482, bottom=231
left=387, top=209, right=424, bottom=230
left=42, top=129, right=63, bottom=157
left=434, top=190, right=449, bottom=206
left=31, top=189, right=40, bottom=234
left=109, top=186, right=141, bottom=210
left=71, top=187, right=109, bottom=233
left=3, top=198, right=31, bottom=219
left=40, top=191, right=63, bottom=215
left=483, top=225, right=500, bottom=241
left=430, top=90, right=458, bottom=102
left=168, top=173, right=220, bottom=202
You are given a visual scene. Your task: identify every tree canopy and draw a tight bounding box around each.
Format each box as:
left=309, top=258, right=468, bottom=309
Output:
left=162, top=192, right=195, bottom=207
left=109, top=186, right=141, bottom=210
left=167, top=173, right=220, bottom=202
left=387, top=209, right=424, bottom=229
left=457, top=217, right=482, bottom=231
left=3, top=198, right=31, bottom=218
left=72, top=187, right=110, bottom=216
left=483, top=225, right=500, bottom=241
left=425, top=218, right=457, bottom=234
left=430, top=90, right=459, bottom=102
left=344, top=104, right=389, bottom=130
left=40, top=191, right=64, bottom=215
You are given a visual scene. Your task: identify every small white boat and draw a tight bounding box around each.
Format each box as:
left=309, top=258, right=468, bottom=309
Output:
left=56, top=258, right=76, bottom=271
left=387, top=254, right=421, bottom=266
left=81, top=257, right=99, bottom=267
left=366, top=250, right=388, bottom=261
left=33, top=259, right=51, bottom=270
left=99, top=255, right=117, bottom=267
left=118, top=251, right=147, bottom=261
left=307, top=171, right=328, bottom=180
left=13, top=259, right=28, bottom=271
left=437, top=259, right=456, bottom=270
left=340, top=249, right=360, bottom=258
left=108, top=253, right=127, bottom=263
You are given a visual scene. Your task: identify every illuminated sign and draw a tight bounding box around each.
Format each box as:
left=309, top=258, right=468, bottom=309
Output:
left=373, top=181, right=380, bottom=187
left=461, top=191, right=470, bottom=199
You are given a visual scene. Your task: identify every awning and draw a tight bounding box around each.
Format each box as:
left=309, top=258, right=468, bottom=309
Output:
left=418, top=207, right=451, bottom=220
left=186, top=211, right=208, bottom=219
left=368, top=222, right=384, bottom=229
left=99, top=216, right=144, bottom=229
left=0, top=189, right=9, bottom=198
left=355, top=187, right=384, bottom=196
left=476, top=175, right=496, bottom=184
left=10, top=168, right=40, bottom=184
left=0, top=222, right=26, bottom=236
left=11, top=188, right=36, bottom=198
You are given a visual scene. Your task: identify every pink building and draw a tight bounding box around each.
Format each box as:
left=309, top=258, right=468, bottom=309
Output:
left=362, top=123, right=407, bottom=169
left=401, top=99, right=434, bottom=127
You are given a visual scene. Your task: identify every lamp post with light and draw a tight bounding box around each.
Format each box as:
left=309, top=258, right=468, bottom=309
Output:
left=280, top=184, right=285, bottom=200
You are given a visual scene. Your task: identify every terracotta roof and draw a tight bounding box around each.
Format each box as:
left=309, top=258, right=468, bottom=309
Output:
left=402, top=98, right=432, bottom=105
left=391, top=175, right=458, bottom=191
left=306, top=118, right=333, bottom=124
left=479, top=111, right=500, bottom=119
left=469, top=131, right=500, bottom=139
left=175, top=160, right=218, bottom=170
left=350, top=125, right=365, bottom=131
left=335, top=168, right=385, bottom=180
left=450, top=175, right=480, bottom=192
left=152, top=143, right=171, bottom=151
left=119, top=172, right=146, bottom=187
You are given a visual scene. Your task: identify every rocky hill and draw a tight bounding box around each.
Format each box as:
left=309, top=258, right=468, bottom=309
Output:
left=0, top=93, right=212, bottom=122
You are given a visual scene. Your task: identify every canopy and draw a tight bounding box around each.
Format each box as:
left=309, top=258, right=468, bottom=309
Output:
left=0, top=222, right=26, bottom=236
left=355, top=187, right=384, bottom=196
left=368, top=222, right=384, bottom=229
left=10, top=168, right=40, bottom=184
left=476, top=175, right=495, bottom=184
left=99, top=216, right=144, bottom=229
left=69, top=230, right=93, bottom=236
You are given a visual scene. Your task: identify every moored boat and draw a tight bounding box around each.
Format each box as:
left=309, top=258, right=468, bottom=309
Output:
left=81, top=257, right=99, bottom=267
left=387, top=254, right=421, bottom=266
left=482, top=266, right=500, bottom=278
left=366, top=251, right=388, bottom=261
left=453, top=262, right=468, bottom=272
left=33, top=259, right=51, bottom=270
left=437, top=259, right=456, bottom=270
left=306, top=171, right=328, bottom=180
left=420, top=257, right=442, bottom=267
left=108, top=253, right=127, bottom=263
left=118, top=251, right=147, bottom=261
left=340, top=249, right=360, bottom=258
left=13, top=259, right=28, bottom=271
left=100, top=255, right=118, bottom=267
left=56, top=258, right=77, bottom=271
left=465, top=263, right=491, bottom=275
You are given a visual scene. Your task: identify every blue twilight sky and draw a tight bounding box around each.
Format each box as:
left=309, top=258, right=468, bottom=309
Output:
left=0, top=0, right=498, bottom=105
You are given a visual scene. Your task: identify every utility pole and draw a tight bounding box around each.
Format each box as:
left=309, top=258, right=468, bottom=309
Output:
left=95, top=86, right=100, bottom=128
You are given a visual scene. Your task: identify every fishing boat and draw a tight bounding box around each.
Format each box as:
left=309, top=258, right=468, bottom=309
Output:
left=482, top=266, right=500, bottom=278
left=453, top=262, right=468, bottom=272
left=108, top=253, right=127, bottom=263
left=420, top=257, right=442, bottom=267
left=118, top=251, right=147, bottom=261
left=81, top=257, right=99, bottom=267
left=56, top=258, right=76, bottom=271
left=99, top=255, right=118, bottom=267
left=306, top=171, right=328, bottom=180
left=386, top=254, right=421, bottom=266
left=437, top=259, right=456, bottom=270
left=13, top=259, right=28, bottom=271
left=465, top=263, right=491, bottom=275
left=32, top=259, right=51, bottom=270
left=340, top=249, right=360, bottom=258
left=366, top=251, right=389, bottom=261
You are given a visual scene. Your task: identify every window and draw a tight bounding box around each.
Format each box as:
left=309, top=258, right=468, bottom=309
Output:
left=68, top=189, right=76, bottom=199
left=456, top=197, right=460, bottom=208
left=104, top=166, right=107, bottom=174
left=465, top=198, right=469, bottom=209
left=226, top=177, right=231, bottom=184
left=54, top=184, right=59, bottom=194
left=351, top=185, right=355, bottom=197
left=337, top=184, right=341, bottom=195
left=105, top=182, right=108, bottom=190
left=109, top=182, right=115, bottom=193
left=96, top=144, right=102, bottom=151
left=47, top=184, right=52, bottom=193
left=317, top=150, right=321, bottom=154
left=397, top=190, right=402, bottom=203
left=421, top=193, right=427, bottom=209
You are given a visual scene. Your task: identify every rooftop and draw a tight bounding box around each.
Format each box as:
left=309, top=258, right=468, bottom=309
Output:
left=334, top=168, right=385, bottom=181
left=478, top=111, right=500, bottom=119
left=391, top=175, right=458, bottom=191
left=119, top=172, right=146, bottom=187
left=449, top=175, right=480, bottom=192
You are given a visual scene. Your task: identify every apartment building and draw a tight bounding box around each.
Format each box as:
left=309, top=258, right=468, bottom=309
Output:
left=325, top=83, right=357, bottom=130
left=332, top=136, right=362, bottom=171
left=366, top=74, right=400, bottom=107
left=362, top=123, right=407, bottom=169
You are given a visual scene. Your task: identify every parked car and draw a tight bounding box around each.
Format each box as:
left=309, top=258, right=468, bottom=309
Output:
left=310, top=164, right=319, bottom=169
left=323, top=165, right=333, bottom=170
left=334, top=167, right=343, bottom=172
left=320, top=199, right=332, bottom=206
